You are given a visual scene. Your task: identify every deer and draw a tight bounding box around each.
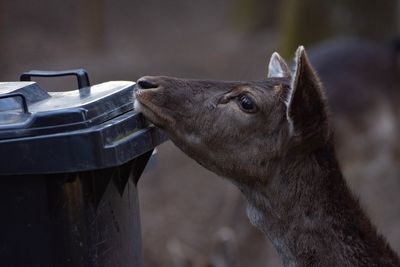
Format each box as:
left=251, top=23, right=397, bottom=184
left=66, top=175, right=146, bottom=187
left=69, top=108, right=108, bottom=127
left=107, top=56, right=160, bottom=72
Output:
left=134, top=46, right=400, bottom=267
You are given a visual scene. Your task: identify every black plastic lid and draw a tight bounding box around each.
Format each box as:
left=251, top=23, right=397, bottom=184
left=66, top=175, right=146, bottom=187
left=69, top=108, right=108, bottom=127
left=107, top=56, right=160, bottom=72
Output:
left=0, top=70, right=135, bottom=139
left=0, top=69, right=167, bottom=174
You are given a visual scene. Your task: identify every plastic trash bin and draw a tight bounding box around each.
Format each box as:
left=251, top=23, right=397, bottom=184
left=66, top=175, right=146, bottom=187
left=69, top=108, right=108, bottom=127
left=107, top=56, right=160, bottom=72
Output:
left=0, top=69, right=167, bottom=267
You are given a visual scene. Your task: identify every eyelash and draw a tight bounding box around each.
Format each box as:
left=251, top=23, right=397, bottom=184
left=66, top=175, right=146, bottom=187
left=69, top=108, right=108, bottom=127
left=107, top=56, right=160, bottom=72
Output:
left=219, top=93, right=258, bottom=112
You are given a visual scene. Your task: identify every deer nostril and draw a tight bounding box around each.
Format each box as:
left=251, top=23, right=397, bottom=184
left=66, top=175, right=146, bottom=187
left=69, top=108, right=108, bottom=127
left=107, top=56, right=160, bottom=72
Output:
left=137, top=78, right=158, bottom=89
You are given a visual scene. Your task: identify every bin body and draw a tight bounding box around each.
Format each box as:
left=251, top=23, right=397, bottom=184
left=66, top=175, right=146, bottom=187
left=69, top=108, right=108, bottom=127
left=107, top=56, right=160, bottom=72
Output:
left=0, top=70, right=167, bottom=266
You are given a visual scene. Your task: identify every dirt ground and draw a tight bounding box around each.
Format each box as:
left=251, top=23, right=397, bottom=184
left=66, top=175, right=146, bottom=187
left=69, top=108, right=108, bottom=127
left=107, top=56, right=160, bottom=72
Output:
left=139, top=141, right=281, bottom=267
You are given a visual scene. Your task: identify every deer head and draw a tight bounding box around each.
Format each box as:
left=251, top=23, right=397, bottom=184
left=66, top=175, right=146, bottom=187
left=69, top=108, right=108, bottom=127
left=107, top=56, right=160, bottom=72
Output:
left=135, top=46, right=330, bottom=185
left=135, top=46, right=400, bottom=267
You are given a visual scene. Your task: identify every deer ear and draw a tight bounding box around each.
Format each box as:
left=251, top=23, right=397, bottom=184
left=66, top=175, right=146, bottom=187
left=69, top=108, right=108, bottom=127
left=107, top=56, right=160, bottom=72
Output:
left=267, top=52, right=291, bottom=78
left=286, top=46, right=328, bottom=136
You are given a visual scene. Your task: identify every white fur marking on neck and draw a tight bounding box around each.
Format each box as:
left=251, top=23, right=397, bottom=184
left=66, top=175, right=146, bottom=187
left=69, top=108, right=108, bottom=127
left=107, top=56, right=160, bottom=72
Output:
left=185, top=133, right=202, bottom=145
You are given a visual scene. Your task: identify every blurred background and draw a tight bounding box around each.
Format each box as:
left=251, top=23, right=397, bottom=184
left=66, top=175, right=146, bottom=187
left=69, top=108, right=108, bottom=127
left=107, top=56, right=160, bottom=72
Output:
left=1, top=0, right=399, bottom=266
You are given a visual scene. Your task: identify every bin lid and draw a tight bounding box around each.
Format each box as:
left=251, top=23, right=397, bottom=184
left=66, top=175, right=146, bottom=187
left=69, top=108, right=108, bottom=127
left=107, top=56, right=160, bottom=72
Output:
left=0, top=69, right=168, bottom=175
left=0, top=79, right=135, bottom=139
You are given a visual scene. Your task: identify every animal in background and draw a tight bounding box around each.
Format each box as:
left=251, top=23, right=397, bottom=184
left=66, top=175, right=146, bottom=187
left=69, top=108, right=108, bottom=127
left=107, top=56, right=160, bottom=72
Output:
left=309, top=41, right=400, bottom=249
left=135, top=46, right=400, bottom=266
left=309, top=39, right=400, bottom=167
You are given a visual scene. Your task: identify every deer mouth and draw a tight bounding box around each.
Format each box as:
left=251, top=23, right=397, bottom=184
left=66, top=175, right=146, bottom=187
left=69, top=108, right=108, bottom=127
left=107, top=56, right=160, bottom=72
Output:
left=134, top=88, right=175, bottom=128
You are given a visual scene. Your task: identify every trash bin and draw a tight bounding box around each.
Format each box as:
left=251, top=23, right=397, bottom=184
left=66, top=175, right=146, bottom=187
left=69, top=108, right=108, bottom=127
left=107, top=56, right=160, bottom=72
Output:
left=0, top=69, right=167, bottom=267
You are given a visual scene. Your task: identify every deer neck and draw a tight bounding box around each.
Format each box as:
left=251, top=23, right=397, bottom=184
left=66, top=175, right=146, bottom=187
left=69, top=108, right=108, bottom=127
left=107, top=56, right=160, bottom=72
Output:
left=239, top=143, right=395, bottom=267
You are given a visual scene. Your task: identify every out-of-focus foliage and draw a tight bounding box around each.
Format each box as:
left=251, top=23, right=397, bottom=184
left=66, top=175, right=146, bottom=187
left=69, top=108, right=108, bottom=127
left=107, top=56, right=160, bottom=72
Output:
left=232, top=0, right=398, bottom=57
left=232, top=0, right=279, bottom=31
left=279, top=0, right=398, bottom=57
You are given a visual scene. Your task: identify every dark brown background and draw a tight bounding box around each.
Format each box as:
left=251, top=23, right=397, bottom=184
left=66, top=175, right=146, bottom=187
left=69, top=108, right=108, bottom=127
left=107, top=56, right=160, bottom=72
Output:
left=1, top=1, right=399, bottom=266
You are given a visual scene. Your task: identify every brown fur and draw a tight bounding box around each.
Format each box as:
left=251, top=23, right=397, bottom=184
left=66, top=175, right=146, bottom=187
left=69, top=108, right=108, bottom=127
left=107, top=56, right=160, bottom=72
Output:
left=135, top=47, right=400, bottom=266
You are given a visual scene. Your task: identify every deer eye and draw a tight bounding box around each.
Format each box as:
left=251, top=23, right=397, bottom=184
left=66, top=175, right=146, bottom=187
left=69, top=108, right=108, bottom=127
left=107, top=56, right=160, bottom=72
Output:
left=238, top=95, right=257, bottom=113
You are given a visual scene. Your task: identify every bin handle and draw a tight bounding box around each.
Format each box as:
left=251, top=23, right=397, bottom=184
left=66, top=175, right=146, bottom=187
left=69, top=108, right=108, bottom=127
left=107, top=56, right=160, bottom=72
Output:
left=0, top=93, right=29, bottom=113
left=20, top=69, right=91, bottom=91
